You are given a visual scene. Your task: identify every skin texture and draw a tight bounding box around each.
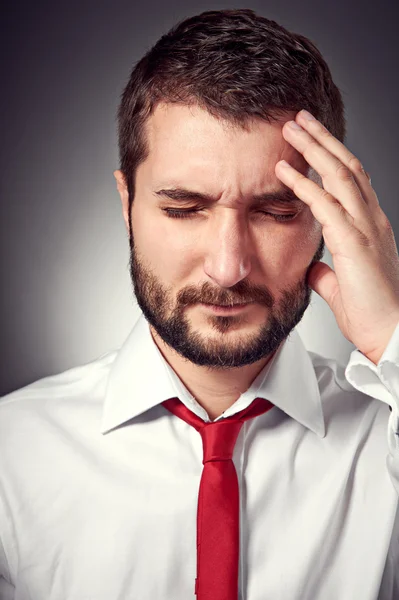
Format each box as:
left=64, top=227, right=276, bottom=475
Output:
left=115, top=103, right=324, bottom=420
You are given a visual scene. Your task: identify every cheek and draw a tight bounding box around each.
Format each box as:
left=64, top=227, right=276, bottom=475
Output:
left=258, top=216, right=321, bottom=278
left=132, top=205, right=193, bottom=274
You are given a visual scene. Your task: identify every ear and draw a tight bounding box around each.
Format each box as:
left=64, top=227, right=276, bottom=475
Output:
left=114, top=170, right=130, bottom=232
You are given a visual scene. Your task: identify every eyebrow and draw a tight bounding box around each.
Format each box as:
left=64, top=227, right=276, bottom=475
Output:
left=153, top=187, right=303, bottom=206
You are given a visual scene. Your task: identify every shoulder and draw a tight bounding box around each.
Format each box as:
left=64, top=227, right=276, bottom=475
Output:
left=307, top=349, right=355, bottom=392
left=0, top=348, right=118, bottom=450
left=307, top=348, right=390, bottom=428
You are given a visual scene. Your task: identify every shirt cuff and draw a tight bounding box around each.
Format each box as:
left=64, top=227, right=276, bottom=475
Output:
left=345, top=320, right=399, bottom=455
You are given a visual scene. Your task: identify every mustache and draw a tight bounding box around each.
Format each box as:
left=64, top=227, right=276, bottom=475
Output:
left=176, top=281, right=275, bottom=309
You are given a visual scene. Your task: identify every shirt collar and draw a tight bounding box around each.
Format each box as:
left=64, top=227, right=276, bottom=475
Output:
left=101, top=312, right=326, bottom=438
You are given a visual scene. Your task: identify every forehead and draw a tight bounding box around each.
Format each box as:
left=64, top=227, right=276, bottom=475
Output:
left=139, top=102, right=307, bottom=192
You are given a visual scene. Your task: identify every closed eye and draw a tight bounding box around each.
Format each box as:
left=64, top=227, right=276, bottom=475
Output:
left=162, top=208, right=298, bottom=222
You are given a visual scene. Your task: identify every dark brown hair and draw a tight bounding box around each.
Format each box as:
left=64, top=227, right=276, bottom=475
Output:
left=117, top=8, right=345, bottom=219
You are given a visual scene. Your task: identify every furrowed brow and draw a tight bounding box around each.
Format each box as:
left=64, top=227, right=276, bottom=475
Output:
left=154, top=188, right=215, bottom=203
left=251, top=190, right=303, bottom=206
left=154, top=187, right=303, bottom=206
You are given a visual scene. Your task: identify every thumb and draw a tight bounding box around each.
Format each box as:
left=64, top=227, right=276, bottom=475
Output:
left=307, top=261, right=339, bottom=310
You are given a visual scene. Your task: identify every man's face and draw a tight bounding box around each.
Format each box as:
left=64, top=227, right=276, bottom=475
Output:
left=117, top=102, right=324, bottom=369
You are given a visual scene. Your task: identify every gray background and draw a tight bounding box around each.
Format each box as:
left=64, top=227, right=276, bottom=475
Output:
left=1, top=0, right=398, bottom=396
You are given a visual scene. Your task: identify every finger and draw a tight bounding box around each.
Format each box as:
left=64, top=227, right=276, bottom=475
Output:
left=295, top=110, right=380, bottom=210
left=275, top=159, right=369, bottom=254
left=282, top=120, right=370, bottom=225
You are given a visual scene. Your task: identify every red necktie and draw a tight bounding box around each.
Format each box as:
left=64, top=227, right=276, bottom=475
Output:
left=162, top=396, right=274, bottom=600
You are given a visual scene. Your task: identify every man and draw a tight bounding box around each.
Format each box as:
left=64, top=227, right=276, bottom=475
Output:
left=0, top=7, right=398, bottom=600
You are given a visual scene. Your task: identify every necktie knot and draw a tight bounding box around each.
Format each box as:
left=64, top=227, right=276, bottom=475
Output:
left=200, top=420, right=244, bottom=464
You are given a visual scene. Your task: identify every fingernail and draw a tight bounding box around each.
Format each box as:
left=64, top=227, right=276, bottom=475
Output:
left=288, top=120, right=303, bottom=130
left=279, top=160, right=291, bottom=168
left=301, top=110, right=316, bottom=120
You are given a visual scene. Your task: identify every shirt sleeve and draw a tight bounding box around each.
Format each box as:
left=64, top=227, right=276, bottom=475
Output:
left=0, top=494, right=15, bottom=600
left=345, top=320, right=399, bottom=496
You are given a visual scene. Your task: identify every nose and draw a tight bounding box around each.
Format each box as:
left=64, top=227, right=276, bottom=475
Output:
left=203, top=212, right=252, bottom=288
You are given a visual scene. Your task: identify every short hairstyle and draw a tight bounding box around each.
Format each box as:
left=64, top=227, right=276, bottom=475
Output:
left=117, top=8, right=345, bottom=218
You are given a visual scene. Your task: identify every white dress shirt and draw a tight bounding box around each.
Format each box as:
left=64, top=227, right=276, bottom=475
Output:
left=0, top=312, right=399, bottom=600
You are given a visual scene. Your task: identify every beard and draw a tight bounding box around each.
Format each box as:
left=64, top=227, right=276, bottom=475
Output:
left=128, top=228, right=325, bottom=369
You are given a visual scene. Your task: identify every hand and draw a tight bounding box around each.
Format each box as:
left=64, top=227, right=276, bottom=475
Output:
left=275, top=110, right=399, bottom=365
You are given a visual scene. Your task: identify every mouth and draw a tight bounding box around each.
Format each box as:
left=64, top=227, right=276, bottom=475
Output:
left=200, top=302, right=252, bottom=314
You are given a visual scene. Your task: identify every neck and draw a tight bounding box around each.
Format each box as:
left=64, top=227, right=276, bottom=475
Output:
left=150, top=326, right=276, bottom=420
